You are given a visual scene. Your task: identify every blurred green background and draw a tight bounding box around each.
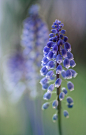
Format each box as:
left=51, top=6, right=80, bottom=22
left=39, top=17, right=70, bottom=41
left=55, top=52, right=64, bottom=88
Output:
left=0, top=0, right=86, bottom=135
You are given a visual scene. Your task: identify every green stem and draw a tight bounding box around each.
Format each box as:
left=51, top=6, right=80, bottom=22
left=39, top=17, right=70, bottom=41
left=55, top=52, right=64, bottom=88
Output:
left=57, top=87, right=62, bottom=135
left=56, top=44, right=62, bottom=135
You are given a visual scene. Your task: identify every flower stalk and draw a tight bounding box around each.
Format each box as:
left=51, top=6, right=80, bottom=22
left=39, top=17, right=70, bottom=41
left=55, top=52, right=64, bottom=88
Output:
left=40, top=19, right=77, bottom=135
left=56, top=41, right=62, bottom=135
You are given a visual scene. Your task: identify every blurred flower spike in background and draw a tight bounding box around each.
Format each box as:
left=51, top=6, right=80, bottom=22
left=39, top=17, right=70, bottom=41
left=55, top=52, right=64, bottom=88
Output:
left=3, top=4, right=49, bottom=102
left=40, top=19, right=77, bottom=133
left=21, top=4, right=49, bottom=68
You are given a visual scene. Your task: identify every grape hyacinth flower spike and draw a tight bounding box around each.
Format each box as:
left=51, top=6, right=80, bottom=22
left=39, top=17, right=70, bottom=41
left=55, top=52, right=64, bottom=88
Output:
left=40, top=19, right=77, bottom=135
left=20, top=4, right=49, bottom=97
left=21, top=4, right=49, bottom=68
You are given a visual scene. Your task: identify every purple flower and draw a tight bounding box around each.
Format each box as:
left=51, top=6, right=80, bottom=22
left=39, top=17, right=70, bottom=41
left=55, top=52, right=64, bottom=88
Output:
left=67, top=81, right=74, bottom=91
left=52, top=100, right=58, bottom=108
left=21, top=4, right=49, bottom=68
left=63, top=58, right=70, bottom=69
left=40, top=66, right=48, bottom=76
left=56, top=54, right=63, bottom=64
left=65, top=69, right=72, bottom=79
left=59, top=92, right=65, bottom=101
left=42, top=102, right=50, bottom=110
left=40, top=19, right=77, bottom=121
left=43, top=92, right=52, bottom=100
left=56, top=65, right=62, bottom=74
left=46, top=70, right=54, bottom=79
left=63, top=110, right=69, bottom=118
left=47, top=84, right=54, bottom=92
left=52, top=114, right=58, bottom=122
left=55, top=78, right=62, bottom=88
left=62, top=87, right=67, bottom=95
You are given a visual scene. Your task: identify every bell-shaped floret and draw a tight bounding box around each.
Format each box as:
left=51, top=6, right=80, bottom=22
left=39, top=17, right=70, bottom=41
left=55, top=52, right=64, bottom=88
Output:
left=51, top=29, right=57, bottom=33
left=64, top=42, right=71, bottom=51
left=52, top=100, right=58, bottom=108
left=56, top=54, right=63, bottom=64
left=70, top=69, right=77, bottom=78
left=56, top=65, right=62, bottom=74
left=63, top=58, right=70, bottom=69
left=61, top=29, right=66, bottom=34
left=55, top=78, right=62, bottom=88
left=52, top=37, right=57, bottom=42
left=67, top=97, right=73, bottom=104
left=70, top=60, right=76, bottom=67
left=59, top=92, right=65, bottom=101
left=47, top=51, right=54, bottom=60
left=46, top=61, right=55, bottom=70
left=52, top=44, right=58, bottom=53
left=67, top=96, right=74, bottom=108
left=43, top=46, right=50, bottom=54
left=47, top=84, right=54, bottom=92
left=40, top=66, right=48, bottom=76
left=63, top=110, right=69, bottom=118
left=49, top=33, right=55, bottom=37
left=52, top=25, right=56, bottom=28
left=40, top=77, right=48, bottom=85
left=62, top=87, right=67, bottom=95
left=46, top=70, right=54, bottom=79
left=61, top=49, right=67, bottom=58
left=42, top=102, right=50, bottom=110
left=67, top=52, right=73, bottom=60
left=64, top=36, right=68, bottom=42
left=42, top=57, right=49, bottom=64
left=65, top=69, right=72, bottom=79
left=43, top=92, right=52, bottom=100
left=61, top=70, right=66, bottom=79
left=52, top=114, right=58, bottom=122
left=60, top=34, right=64, bottom=39
left=67, top=81, right=74, bottom=91
left=47, top=41, right=53, bottom=48
left=42, top=83, right=49, bottom=90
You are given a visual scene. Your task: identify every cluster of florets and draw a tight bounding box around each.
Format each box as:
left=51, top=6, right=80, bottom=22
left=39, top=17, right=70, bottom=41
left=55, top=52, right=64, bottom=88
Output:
left=3, top=5, right=49, bottom=102
left=40, top=19, right=77, bottom=121
left=4, top=4, right=49, bottom=101
left=20, top=4, right=49, bottom=97
left=21, top=4, right=49, bottom=68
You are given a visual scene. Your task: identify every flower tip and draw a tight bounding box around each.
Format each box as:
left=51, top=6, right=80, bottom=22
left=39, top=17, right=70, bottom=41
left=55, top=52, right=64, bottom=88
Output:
left=52, top=114, right=58, bottom=122
left=63, top=110, right=69, bottom=118
left=42, top=102, right=50, bottom=110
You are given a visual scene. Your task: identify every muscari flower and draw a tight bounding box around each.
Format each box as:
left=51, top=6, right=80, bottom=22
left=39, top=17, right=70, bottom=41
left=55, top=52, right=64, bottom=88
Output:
left=40, top=19, right=77, bottom=121
left=4, top=4, right=49, bottom=102
left=21, top=4, right=49, bottom=97
left=21, top=4, right=49, bottom=68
